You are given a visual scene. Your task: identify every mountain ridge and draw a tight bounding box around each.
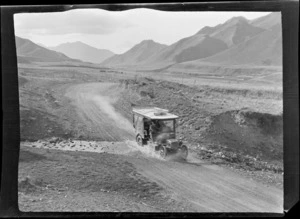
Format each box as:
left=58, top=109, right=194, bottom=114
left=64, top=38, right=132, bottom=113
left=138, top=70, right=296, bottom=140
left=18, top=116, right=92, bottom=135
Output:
left=16, top=12, right=282, bottom=69
left=49, top=41, right=114, bottom=64
left=101, top=39, right=167, bottom=66
left=250, top=12, right=281, bottom=30
left=170, top=21, right=282, bottom=71
left=142, top=34, right=228, bottom=68
left=15, top=36, right=78, bottom=63
left=101, top=14, right=279, bottom=70
left=196, top=16, right=265, bottom=47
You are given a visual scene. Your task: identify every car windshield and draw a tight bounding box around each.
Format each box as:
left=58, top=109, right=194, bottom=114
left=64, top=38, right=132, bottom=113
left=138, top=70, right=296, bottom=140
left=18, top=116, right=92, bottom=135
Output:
left=159, top=120, right=174, bottom=133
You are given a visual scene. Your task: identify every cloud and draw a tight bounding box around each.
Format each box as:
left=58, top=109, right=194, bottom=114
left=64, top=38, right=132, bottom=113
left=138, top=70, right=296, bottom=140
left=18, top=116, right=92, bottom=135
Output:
left=14, top=9, right=271, bottom=54
left=14, top=9, right=135, bottom=35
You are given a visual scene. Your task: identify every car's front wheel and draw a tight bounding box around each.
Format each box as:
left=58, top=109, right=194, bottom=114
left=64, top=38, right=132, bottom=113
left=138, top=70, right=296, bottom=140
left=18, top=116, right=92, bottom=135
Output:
left=136, top=135, right=143, bottom=146
left=159, top=146, right=167, bottom=158
left=179, top=145, right=188, bottom=160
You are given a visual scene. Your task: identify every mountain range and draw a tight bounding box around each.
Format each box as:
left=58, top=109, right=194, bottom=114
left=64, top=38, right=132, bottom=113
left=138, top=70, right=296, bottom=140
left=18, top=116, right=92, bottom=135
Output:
left=15, top=12, right=281, bottom=70
left=250, top=12, right=282, bottom=30
left=101, top=40, right=167, bottom=67
left=49, top=41, right=114, bottom=64
left=197, top=16, right=265, bottom=47
left=15, top=36, right=78, bottom=63
left=101, top=12, right=281, bottom=70
left=170, top=12, right=282, bottom=71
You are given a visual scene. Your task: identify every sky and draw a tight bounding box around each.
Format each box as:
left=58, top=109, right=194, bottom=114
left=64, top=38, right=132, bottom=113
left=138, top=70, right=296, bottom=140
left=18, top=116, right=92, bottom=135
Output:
left=14, top=8, right=271, bottom=54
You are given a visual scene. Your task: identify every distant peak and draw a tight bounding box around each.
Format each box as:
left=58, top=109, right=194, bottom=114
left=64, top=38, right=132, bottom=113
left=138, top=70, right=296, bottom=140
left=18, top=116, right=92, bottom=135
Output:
left=74, top=41, right=86, bottom=45
left=136, top=39, right=166, bottom=47
left=225, top=16, right=248, bottom=24
left=231, top=16, right=247, bottom=20
left=62, top=41, right=86, bottom=46
left=202, top=26, right=213, bottom=30
left=141, top=39, right=155, bottom=44
left=196, top=26, right=214, bottom=34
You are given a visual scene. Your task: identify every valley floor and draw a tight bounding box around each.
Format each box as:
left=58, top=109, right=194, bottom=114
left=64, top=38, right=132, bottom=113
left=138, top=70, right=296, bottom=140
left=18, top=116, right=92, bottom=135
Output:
left=17, top=62, right=283, bottom=212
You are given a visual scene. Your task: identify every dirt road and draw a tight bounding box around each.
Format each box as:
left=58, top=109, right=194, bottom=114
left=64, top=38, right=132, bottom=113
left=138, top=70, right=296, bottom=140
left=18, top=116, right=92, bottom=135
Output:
left=131, top=153, right=282, bottom=212
left=61, top=82, right=282, bottom=212
left=65, top=83, right=135, bottom=141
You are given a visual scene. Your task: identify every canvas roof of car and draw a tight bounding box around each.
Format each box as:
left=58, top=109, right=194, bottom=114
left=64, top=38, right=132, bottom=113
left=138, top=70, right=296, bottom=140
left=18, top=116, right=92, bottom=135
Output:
left=132, top=107, right=179, bottom=120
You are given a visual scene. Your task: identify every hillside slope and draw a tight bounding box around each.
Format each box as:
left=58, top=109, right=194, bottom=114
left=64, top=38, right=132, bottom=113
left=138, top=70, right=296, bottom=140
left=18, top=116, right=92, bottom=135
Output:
left=101, top=40, right=167, bottom=67
left=15, top=36, right=76, bottom=63
left=170, top=19, right=282, bottom=70
left=197, top=16, right=265, bottom=47
left=103, top=13, right=282, bottom=71
left=250, top=12, right=281, bottom=30
left=104, top=16, right=265, bottom=70
left=141, top=34, right=228, bottom=69
left=200, top=24, right=282, bottom=66
left=50, top=41, right=114, bottom=64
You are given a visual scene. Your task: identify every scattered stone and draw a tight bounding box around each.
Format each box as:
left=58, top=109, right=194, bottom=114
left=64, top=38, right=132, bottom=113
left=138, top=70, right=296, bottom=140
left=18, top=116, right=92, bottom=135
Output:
left=49, top=137, right=60, bottom=144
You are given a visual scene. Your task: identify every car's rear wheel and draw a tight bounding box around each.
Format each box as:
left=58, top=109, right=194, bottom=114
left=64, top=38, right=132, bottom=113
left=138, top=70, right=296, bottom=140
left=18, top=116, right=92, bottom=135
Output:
left=159, top=146, right=167, bottom=158
left=136, top=135, right=143, bottom=146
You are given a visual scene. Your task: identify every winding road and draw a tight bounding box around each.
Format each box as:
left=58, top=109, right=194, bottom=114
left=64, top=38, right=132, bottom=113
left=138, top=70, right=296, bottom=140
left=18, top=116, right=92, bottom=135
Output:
left=64, top=82, right=283, bottom=212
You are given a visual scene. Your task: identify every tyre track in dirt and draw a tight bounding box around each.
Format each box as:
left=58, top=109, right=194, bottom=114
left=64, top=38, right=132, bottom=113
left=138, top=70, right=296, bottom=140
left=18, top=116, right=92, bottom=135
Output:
left=65, top=83, right=135, bottom=141
left=129, top=153, right=283, bottom=212
left=63, top=82, right=283, bottom=212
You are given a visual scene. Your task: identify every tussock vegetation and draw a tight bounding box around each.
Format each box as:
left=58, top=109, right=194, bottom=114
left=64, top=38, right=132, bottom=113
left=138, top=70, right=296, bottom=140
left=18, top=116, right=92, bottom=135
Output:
left=197, top=85, right=282, bottom=100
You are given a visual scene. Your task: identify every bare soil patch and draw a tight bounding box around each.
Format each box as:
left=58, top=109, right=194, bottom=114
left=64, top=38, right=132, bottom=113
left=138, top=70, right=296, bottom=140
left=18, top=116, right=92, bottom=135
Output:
left=18, top=145, right=193, bottom=212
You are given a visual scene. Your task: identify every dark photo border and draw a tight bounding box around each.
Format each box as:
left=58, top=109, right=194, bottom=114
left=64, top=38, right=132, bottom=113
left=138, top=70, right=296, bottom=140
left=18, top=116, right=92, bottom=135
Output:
left=1, top=1, right=299, bottom=218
